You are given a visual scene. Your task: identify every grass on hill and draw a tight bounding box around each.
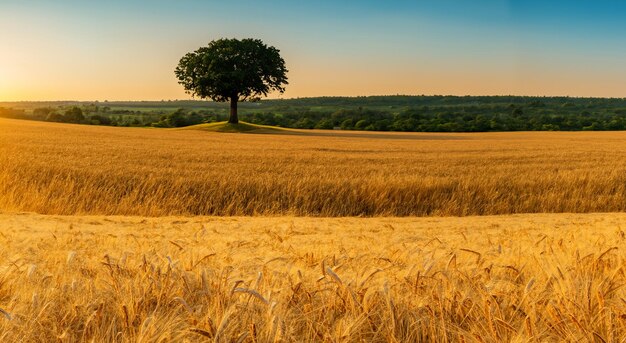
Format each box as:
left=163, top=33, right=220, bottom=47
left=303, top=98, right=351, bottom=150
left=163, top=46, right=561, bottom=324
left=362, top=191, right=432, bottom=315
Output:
left=182, top=121, right=294, bottom=134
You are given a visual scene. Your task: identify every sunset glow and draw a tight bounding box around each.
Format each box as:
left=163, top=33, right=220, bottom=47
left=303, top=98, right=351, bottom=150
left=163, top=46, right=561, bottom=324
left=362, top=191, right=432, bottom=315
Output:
left=1, top=0, right=625, bottom=101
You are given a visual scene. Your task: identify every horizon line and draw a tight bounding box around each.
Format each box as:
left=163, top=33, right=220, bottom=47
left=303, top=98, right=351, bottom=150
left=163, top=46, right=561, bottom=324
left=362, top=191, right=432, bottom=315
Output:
left=2, top=93, right=626, bottom=103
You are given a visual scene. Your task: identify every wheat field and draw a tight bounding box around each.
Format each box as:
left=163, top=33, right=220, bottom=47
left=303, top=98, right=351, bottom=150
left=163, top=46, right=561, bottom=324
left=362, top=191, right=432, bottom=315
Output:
left=2, top=118, right=626, bottom=217
left=0, top=212, right=624, bottom=342
left=2, top=118, right=626, bottom=341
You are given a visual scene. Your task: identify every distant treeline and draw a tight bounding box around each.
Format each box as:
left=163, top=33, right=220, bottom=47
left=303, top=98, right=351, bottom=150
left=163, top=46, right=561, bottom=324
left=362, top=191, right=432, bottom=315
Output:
left=3, top=95, right=626, bottom=131
left=0, top=106, right=220, bottom=127
left=245, top=104, right=626, bottom=131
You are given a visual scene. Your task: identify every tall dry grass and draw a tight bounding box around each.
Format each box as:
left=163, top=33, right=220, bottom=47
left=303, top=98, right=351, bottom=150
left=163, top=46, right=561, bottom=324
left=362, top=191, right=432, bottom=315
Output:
left=2, top=118, right=626, bottom=216
left=0, top=213, right=624, bottom=341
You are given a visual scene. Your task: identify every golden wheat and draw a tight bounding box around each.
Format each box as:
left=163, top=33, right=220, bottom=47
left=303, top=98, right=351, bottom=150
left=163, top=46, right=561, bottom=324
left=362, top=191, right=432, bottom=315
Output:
left=2, top=117, right=626, bottom=340
left=0, top=213, right=624, bottom=341
left=2, top=118, right=626, bottom=216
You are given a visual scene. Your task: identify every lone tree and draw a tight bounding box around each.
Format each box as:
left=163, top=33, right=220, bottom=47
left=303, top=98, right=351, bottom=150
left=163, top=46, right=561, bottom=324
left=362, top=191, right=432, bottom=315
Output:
left=175, top=38, right=288, bottom=124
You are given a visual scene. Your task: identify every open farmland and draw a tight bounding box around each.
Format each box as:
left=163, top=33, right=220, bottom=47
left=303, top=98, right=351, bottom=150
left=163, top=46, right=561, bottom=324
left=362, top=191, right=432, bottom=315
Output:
left=2, top=118, right=626, bottom=217
left=2, top=118, right=626, bottom=341
left=0, top=212, right=624, bottom=341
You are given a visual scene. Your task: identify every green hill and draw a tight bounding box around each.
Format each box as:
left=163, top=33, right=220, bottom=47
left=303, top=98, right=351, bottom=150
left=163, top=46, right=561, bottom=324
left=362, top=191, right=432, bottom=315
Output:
left=181, top=121, right=295, bottom=134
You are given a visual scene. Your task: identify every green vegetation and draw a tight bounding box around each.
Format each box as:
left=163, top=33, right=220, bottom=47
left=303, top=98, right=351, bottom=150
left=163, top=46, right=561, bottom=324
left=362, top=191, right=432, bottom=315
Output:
left=182, top=121, right=292, bottom=134
left=3, top=95, right=626, bottom=131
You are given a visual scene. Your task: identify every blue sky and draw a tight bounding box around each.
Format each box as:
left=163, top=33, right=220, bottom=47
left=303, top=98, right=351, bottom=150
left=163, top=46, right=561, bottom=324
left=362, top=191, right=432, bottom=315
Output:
left=1, top=0, right=625, bottom=100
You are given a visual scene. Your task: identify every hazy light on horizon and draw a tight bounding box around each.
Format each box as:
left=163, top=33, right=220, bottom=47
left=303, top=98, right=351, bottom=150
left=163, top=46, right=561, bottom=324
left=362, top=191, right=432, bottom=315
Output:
left=1, top=0, right=626, bottom=101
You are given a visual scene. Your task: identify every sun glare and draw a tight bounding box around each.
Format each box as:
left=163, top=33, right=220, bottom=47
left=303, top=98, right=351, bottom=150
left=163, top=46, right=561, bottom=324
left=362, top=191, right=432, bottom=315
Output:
left=0, top=65, right=16, bottom=102
left=0, top=67, right=7, bottom=100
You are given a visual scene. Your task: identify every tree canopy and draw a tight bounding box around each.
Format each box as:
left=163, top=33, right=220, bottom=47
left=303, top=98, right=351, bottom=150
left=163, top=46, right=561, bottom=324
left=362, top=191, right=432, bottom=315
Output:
left=174, top=38, right=288, bottom=123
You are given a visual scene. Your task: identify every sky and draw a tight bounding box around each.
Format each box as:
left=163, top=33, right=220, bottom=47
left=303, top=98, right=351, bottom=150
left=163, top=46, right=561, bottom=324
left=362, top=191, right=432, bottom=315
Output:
left=1, top=0, right=626, bottom=101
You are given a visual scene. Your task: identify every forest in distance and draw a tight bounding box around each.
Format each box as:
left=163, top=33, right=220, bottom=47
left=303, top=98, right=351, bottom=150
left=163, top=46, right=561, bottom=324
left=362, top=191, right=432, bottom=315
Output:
left=3, top=95, right=626, bottom=132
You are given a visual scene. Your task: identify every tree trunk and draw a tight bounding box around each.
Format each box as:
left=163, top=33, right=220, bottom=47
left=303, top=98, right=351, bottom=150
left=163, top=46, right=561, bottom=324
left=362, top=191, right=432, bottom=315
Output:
left=229, top=97, right=239, bottom=124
